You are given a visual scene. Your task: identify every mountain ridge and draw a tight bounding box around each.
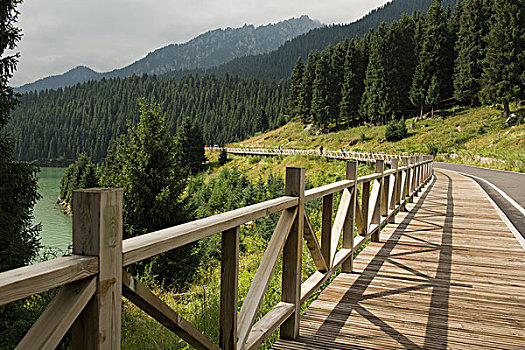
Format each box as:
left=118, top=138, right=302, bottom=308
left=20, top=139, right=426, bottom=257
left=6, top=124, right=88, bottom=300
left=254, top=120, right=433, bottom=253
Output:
left=16, top=15, right=322, bottom=93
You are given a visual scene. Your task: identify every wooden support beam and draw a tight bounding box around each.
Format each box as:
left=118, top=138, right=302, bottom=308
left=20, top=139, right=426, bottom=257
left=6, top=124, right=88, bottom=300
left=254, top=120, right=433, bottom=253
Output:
left=361, top=181, right=370, bottom=236
left=280, top=167, right=305, bottom=340
left=342, top=161, right=358, bottom=273
left=320, top=194, right=333, bottom=268
left=371, top=160, right=384, bottom=242
left=17, top=277, right=96, bottom=350
left=220, top=227, right=239, bottom=350
left=330, top=188, right=352, bottom=267
left=355, top=196, right=365, bottom=235
left=303, top=213, right=328, bottom=272
left=388, top=159, right=399, bottom=224
left=245, top=302, right=294, bottom=350
left=237, top=207, right=297, bottom=349
left=122, top=270, right=219, bottom=350
left=72, top=188, right=123, bottom=350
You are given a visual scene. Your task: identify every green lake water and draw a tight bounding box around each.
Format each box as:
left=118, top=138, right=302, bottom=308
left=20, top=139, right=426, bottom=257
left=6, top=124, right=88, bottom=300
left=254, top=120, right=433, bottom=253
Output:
left=33, top=167, right=72, bottom=251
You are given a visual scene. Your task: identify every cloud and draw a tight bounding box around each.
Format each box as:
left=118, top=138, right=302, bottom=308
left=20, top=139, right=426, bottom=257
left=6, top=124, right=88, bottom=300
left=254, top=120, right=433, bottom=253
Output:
left=10, top=0, right=389, bottom=86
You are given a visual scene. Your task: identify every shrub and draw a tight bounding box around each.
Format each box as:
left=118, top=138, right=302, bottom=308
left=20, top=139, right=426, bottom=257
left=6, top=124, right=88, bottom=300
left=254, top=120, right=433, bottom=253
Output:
left=218, top=148, right=228, bottom=165
left=385, top=118, right=407, bottom=142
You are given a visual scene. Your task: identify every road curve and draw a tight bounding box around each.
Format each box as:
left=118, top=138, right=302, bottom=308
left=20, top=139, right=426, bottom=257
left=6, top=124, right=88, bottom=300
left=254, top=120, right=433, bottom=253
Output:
left=434, top=162, right=525, bottom=238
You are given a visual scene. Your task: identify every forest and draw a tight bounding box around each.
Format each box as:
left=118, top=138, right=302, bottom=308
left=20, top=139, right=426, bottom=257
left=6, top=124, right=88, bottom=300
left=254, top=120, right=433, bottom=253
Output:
left=8, top=73, right=288, bottom=163
left=286, top=0, right=524, bottom=130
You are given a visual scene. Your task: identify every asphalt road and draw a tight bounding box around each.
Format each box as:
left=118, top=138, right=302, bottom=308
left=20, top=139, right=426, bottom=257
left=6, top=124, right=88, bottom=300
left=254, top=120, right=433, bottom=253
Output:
left=434, top=162, right=525, bottom=239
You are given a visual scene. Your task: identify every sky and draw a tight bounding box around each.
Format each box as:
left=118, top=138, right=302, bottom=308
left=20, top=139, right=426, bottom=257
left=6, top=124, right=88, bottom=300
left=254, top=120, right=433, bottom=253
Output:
left=10, top=0, right=390, bottom=87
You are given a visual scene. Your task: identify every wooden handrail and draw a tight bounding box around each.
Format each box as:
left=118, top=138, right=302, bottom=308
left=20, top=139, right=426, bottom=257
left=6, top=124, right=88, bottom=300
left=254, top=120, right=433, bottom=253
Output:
left=0, top=154, right=434, bottom=349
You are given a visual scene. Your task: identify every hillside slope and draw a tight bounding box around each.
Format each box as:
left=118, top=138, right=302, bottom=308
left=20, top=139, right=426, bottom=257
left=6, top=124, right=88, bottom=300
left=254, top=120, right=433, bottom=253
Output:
left=16, top=16, right=321, bottom=93
left=231, top=106, right=525, bottom=172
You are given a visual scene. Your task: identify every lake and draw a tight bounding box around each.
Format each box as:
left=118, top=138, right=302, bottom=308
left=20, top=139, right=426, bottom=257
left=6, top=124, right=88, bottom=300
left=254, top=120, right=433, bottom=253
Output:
left=33, top=167, right=72, bottom=252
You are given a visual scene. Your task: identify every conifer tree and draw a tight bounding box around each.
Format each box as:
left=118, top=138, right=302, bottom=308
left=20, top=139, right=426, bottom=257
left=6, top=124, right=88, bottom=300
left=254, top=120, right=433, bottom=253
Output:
left=339, top=39, right=366, bottom=126
left=255, top=108, right=269, bottom=132
left=297, top=51, right=318, bottom=122
left=361, top=23, right=393, bottom=125
left=329, top=41, right=346, bottom=127
left=453, top=0, right=488, bottom=106
left=287, top=57, right=304, bottom=118
left=311, top=47, right=332, bottom=130
left=410, top=0, right=450, bottom=116
left=481, top=0, right=525, bottom=117
left=426, top=75, right=440, bottom=117
left=177, top=116, right=206, bottom=174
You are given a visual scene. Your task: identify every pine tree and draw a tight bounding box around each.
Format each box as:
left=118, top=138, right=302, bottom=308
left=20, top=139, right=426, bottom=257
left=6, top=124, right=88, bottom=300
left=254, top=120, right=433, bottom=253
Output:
left=255, top=108, right=269, bottom=132
left=339, top=39, right=366, bottom=126
left=426, top=75, right=440, bottom=117
left=361, top=23, right=393, bottom=125
left=453, top=0, right=488, bottom=106
left=177, top=116, right=206, bottom=174
left=297, top=51, right=318, bottom=122
left=287, top=57, right=304, bottom=118
left=311, top=47, right=332, bottom=130
left=481, top=0, right=525, bottom=117
left=329, top=41, right=346, bottom=127
left=410, top=0, right=450, bottom=116
left=102, top=99, right=196, bottom=286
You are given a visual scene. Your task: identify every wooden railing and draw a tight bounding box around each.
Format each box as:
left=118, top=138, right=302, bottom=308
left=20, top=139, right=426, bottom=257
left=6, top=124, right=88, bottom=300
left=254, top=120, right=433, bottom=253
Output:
left=0, top=155, right=433, bottom=350
left=206, top=146, right=405, bottom=163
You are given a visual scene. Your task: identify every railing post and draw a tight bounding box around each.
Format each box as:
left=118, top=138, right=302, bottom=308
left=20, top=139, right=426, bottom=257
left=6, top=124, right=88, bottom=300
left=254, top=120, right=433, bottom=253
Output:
left=361, top=180, right=370, bottom=235
left=321, top=193, right=333, bottom=268
left=401, top=157, right=409, bottom=212
left=371, top=160, right=384, bottom=242
left=220, top=226, right=239, bottom=350
left=342, top=161, right=358, bottom=273
left=408, top=156, right=415, bottom=203
left=72, top=188, right=123, bottom=350
left=280, top=167, right=305, bottom=340
left=388, top=159, right=399, bottom=224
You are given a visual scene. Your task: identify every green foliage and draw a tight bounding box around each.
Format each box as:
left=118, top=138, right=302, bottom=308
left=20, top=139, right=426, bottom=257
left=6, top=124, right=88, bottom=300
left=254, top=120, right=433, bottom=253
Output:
left=339, top=39, right=366, bottom=126
left=177, top=117, right=206, bottom=174
left=287, top=57, right=304, bottom=118
left=101, top=99, right=196, bottom=287
left=255, top=108, right=269, bottom=132
left=59, top=153, right=99, bottom=204
left=218, top=147, right=228, bottom=165
left=385, top=118, right=408, bottom=141
left=311, top=47, right=332, bottom=129
left=426, top=75, right=440, bottom=116
left=297, top=51, right=318, bottom=121
left=9, top=74, right=288, bottom=163
left=481, top=0, right=525, bottom=116
left=453, top=0, right=489, bottom=105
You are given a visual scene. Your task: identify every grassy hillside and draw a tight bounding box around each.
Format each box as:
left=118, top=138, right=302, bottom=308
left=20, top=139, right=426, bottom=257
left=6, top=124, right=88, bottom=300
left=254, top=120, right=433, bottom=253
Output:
left=231, top=106, right=525, bottom=172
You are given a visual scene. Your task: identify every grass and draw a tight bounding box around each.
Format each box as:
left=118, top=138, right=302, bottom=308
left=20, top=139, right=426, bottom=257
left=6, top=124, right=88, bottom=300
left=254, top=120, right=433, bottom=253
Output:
left=231, top=105, right=525, bottom=172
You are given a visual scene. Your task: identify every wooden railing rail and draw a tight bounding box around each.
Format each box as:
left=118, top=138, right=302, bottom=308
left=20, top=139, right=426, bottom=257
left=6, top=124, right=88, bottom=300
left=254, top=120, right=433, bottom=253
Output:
left=206, top=146, right=413, bottom=163
left=0, top=155, right=433, bottom=350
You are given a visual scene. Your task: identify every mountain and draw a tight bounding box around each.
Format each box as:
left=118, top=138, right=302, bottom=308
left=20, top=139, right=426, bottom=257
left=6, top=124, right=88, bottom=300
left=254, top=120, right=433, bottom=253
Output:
left=206, top=0, right=460, bottom=80
left=16, top=15, right=322, bottom=93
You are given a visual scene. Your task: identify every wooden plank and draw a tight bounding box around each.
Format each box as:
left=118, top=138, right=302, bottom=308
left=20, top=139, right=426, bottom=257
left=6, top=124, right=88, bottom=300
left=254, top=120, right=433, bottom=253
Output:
left=321, top=194, right=333, bottom=268
left=303, top=213, right=328, bottom=272
left=371, top=160, right=384, bottom=242
left=237, top=207, right=297, bottom=348
left=361, top=181, right=370, bottom=236
left=355, top=194, right=365, bottom=235
left=0, top=255, right=97, bottom=306
left=245, top=302, right=295, bottom=350
left=330, top=189, right=352, bottom=267
left=342, top=161, right=358, bottom=273
left=304, top=180, right=354, bottom=202
left=16, top=277, right=96, bottom=350
left=367, top=180, right=380, bottom=230
left=72, top=188, right=123, bottom=350
left=123, top=196, right=298, bottom=266
left=220, top=227, right=239, bottom=350
left=280, top=167, right=305, bottom=340
left=122, top=270, right=219, bottom=350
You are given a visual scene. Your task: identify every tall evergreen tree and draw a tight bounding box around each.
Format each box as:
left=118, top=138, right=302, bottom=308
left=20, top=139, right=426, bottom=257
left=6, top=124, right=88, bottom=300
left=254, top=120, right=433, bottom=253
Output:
left=177, top=116, right=206, bottom=174
left=361, top=23, right=393, bottom=125
left=297, top=51, right=318, bottom=122
left=329, top=41, right=347, bottom=127
left=255, top=108, right=269, bottom=132
left=410, top=0, right=450, bottom=116
left=481, top=0, right=525, bottom=117
left=311, top=47, right=332, bottom=129
left=453, top=0, right=489, bottom=105
left=339, top=38, right=366, bottom=126
left=102, top=99, right=196, bottom=286
left=426, top=75, right=440, bottom=117
left=287, top=57, right=304, bottom=118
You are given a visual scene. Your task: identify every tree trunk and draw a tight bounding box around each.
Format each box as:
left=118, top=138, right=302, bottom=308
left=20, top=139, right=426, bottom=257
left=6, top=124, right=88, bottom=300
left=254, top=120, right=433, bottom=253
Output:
left=431, top=107, right=434, bottom=118
left=503, top=100, right=510, bottom=118
left=420, top=105, right=424, bottom=119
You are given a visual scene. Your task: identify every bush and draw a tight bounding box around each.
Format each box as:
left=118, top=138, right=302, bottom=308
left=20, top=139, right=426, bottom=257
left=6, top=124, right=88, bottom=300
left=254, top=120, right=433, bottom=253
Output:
left=218, top=147, right=228, bottom=165
left=385, top=118, right=407, bottom=142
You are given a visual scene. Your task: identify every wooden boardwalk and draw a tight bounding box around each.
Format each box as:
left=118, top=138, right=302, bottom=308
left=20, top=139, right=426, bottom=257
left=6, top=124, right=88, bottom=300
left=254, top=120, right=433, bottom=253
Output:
left=273, top=169, right=525, bottom=350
